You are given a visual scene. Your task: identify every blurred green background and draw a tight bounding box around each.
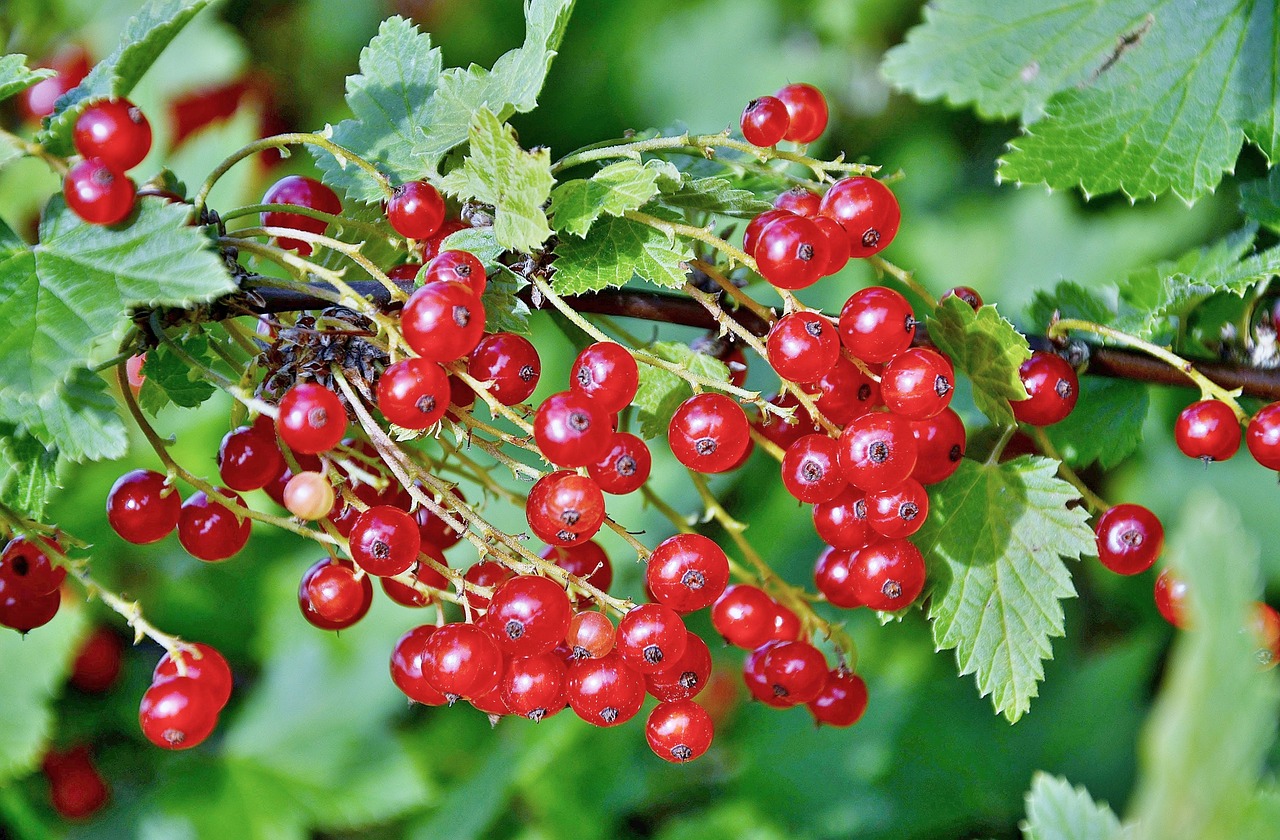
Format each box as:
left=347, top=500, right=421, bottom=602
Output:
left=0, top=1, right=1275, bottom=838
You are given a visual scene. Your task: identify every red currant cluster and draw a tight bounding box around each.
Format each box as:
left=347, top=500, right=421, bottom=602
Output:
left=63, top=98, right=152, bottom=226
left=138, top=643, right=233, bottom=750
left=0, top=535, right=67, bottom=632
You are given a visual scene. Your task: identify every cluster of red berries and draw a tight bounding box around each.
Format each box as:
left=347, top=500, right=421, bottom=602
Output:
left=0, top=535, right=67, bottom=632
left=1172, top=396, right=1280, bottom=472
left=137, top=643, right=234, bottom=751
left=62, top=98, right=152, bottom=226
left=739, top=82, right=829, bottom=147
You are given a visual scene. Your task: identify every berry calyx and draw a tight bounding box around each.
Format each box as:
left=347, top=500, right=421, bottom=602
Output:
left=73, top=98, right=152, bottom=170
left=276, top=383, right=348, bottom=454
left=740, top=96, right=790, bottom=147
left=386, top=180, right=445, bottom=240
left=617, top=603, right=688, bottom=673
left=645, top=699, right=714, bottom=763
left=1094, top=504, right=1164, bottom=575
left=1174, top=399, right=1241, bottom=463
left=1011, top=352, right=1078, bottom=426
left=645, top=533, right=730, bottom=614
left=850, top=539, right=926, bottom=611
left=533, top=391, right=612, bottom=467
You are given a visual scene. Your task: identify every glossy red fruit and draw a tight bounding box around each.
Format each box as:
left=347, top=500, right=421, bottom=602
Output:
left=770, top=602, right=802, bottom=642
left=73, top=98, right=152, bottom=170
left=298, top=558, right=373, bottom=630
left=838, top=412, right=919, bottom=491
left=880, top=348, right=954, bottom=420
left=645, top=534, right=730, bottom=614
left=421, top=220, right=468, bottom=262
left=387, top=262, right=423, bottom=282
left=812, top=215, right=852, bottom=276
left=70, top=627, right=124, bottom=693
left=390, top=625, right=448, bottom=705
left=486, top=575, right=574, bottom=656
left=138, top=677, right=220, bottom=750
left=838, top=286, right=915, bottom=363
left=645, top=631, right=712, bottom=702
left=377, top=358, right=450, bottom=429
left=401, top=281, right=486, bottom=362
left=1095, top=504, right=1164, bottom=575
left=740, top=96, right=790, bottom=146
left=807, top=669, right=868, bottom=727
left=1154, top=569, right=1188, bottom=629
left=646, top=699, right=714, bottom=762
left=588, top=432, right=652, bottom=495
left=468, top=680, right=510, bottom=718
left=422, top=250, right=487, bottom=297
left=819, top=177, right=900, bottom=257
left=711, top=584, right=780, bottom=649
left=1011, top=352, right=1078, bottom=426
left=851, top=539, right=926, bottom=611
left=1246, top=402, right=1280, bottom=469
left=773, top=186, right=820, bottom=216
left=754, top=213, right=827, bottom=290
left=0, top=586, right=60, bottom=633
left=541, top=542, right=613, bottom=609
left=867, top=478, right=929, bottom=539
left=761, top=639, right=827, bottom=704
left=178, top=490, right=250, bottom=562
left=755, top=391, right=820, bottom=450
left=1174, top=399, right=1241, bottom=462
left=567, top=610, right=616, bottom=659
left=63, top=159, right=135, bottom=225
left=0, top=536, right=66, bottom=597
left=813, top=486, right=869, bottom=550
left=742, top=641, right=791, bottom=708
left=380, top=542, right=449, bottom=606
left=617, top=603, right=688, bottom=673
left=566, top=651, right=646, bottom=726
left=571, top=342, right=640, bottom=414
left=218, top=425, right=285, bottom=491
left=668, top=393, right=751, bottom=474
left=462, top=561, right=514, bottom=612
left=814, top=545, right=863, bottom=608
left=153, top=642, right=233, bottom=709
left=1251, top=603, right=1280, bottom=668
left=942, top=286, right=983, bottom=310
left=767, top=311, right=840, bottom=383
left=782, top=434, right=848, bottom=503
left=527, top=470, right=606, bottom=547
left=469, top=333, right=541, bottom=405
left=43, top=744, right=109, bottom=819
left=501, top=653, right=567, bottom=720
left=424, top=622, right=504, bottom=699
left=386, top=180, right=445, bottom=240
left=911, top=409, right=966, bottom=485
left=261, top=175, right=341, bottom=255
left=277, top=383, right=347, bottom=454
left=348, top=505, right=420, bottom=577
left=534, top=391, right=612, bottom=467
left=810, top=357, right=881, bottom=426
left=775, top=83, right=829, bottom=143
left=743, top=209, right=792, bottom=256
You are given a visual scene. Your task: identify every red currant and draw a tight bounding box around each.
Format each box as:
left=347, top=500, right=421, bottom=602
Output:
left=468, top=332, right=541, bottom=405
left=761, top=639, right=827, bottom=704
left=646, top=699, right=714, bottom=762
left=781, top=434, right=847, bottom=503
left=386, top=180, right=445, bottom=240
left=813, top=486, right=870, bottom=550
left=819, top=177, right=900, bottom=258
left=851, top=539, right=926, bottom=611
left=415, top=487, right=466, bottom=549
left=387, top=262, right=423, bottom=282
left=422, top=250, right=487, bottom=297
left=534, top=391, right=612, bottom=467
left=811, top=357, right=882, bottom=426
left=645, top=533, right=730, bottom=614
left=743, top=209, right=792, bottom=256
left=942, top=286, right=983, bottom=310
left=0, top=586, right=60, bottom=633
left=1011, top=352, right=1078, bottom=426
left=711, top=584, right=780, bottom=649
left=911, top=408, right=966, bottom=484
left=153, top=642, right=233, bottom=709
left=69, top=627, right=124, bottom=693
left=867, top=478, right=929, bottom=539
left=390, top=625, right=448, bottom=705
left=565, top=651, right=645, bottom=726
left=73, top=98, right=152, bottom=170
left=767, top=311, right=840, bottom=383
left=807, top=668, right=868, bottom=727
left=838, top=286, right=915, bottom=363
left=348, top=505, right=420, bottom=577
left=773, top=186, right=820, bottom=217
left=645, top=631, right=712, bottom=702
left=487, top=575, right=574, bottom=656
left=588, top=432, right=652, bottom=495
left=463, top=561, right=514, bottom=612
left=423, top=622, right=504, bottom=700
left=218, top=425, right=285, bottom=491
left=617, top=603, right=688, bottom=673
left=541, top=542, right=613, bottom=609
left=1251, top=603, right=1280, bottom=667
left=1095, top=504, right=1163, bottom=575
left=63, top=158, right=135, bottom=225
left=754, top=213, right=826, bottom=290
left=377, top=357, right=450, bottom=429
left=138, top=677, right=219, bottom=750
left=838, top=411, right=918, bottom=491
left=775, top=83, right=828, bottom=143
left=879, top=348, right=954, bottom=420
left=421, top=220, right=468, bottom=262
left=501, top=653, right=567, bottom=721
left=276, top=383, right=347, bottom=454
left=0, top=536, right=66, bottom=597
left=178, top=490, right=250, bottom=562
left=740, top=96, right=790, bottom=146
left=298, top=558, right=373, bottom=630
left=567, top=610, right=616, bottom=659
left=742, top=642, right=791, bottom=708
left=571, top=342, right=640, bottom=414
left=527, top=470, right=606, bottom=546
left=1246, top=402, right=1280, bottom=469
left=668, top=393, right=751, bottom=474
left=401, top=281, right=486, bottom=362
left=42, top=744, right=109, bottom=819
left=812, top=214, right=852, bottom=276
left=261, top=175, right=341, bottom=255
left=19, top=47, right=90, bottom=122
left=380, top=542, right=449, bottom=606
left=814, top=546, right=863, bottom=608
left=1154, top=569, right=1188, bottom=629
left=1174, top=399, right=1241, bottom=462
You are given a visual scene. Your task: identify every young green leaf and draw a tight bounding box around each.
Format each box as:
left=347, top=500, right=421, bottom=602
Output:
left=0, top=54, right=55, bottom=104
left=926, top=296, right=1030, bottom=426
left=550, top=160, right=661, bottom=238
left=4, top=369, right=128, bottom=464
left=1020, top=773, right=1129, bottom=840
left=438, top=108, right=553, bottom=253
left=914, top=456, right=1092, bottom=722
left=631, top=342, right=730, bottom=439
left=1044, top=379, right=1148, bottom=471
left=656, top=175, right=774, bottom=218
left=552, top=214, right=690, bottom=295
left=483, top=267, right=532, bottom=336
left=138, top=335, right=218, bottom=413
left=1025, top=281, right=1114, bottom=334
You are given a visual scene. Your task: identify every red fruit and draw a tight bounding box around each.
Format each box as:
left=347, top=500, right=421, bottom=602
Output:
left=1251, top=603, right=1280, bottom=668
left=277, top=383, right=347, bottom=454
left=754, top=213, right=827, bottom=290
left=63, top=159, right=135, bottom=226
left=1095, top=504, right=1164, bottom=576
left=1154, top=569, right=1188, bottom=629
left=911, top=409, right=966, bottom=484
left=541, top=542, right=613, bottom=609
left=43, top=744, right=109, bottom=820
left=348, top=505, right=420, bottom=577
left=261, top=175, right=341, bottom=255
left=421, top=220, right=469, bottom=262
left=386, top=180, right=445, bottom=240
left=377, top=358, right=450, bottom=429
left=565, top=651, right=646, bottom=726
left=775, top=83, right=829, bottom=144
left=838, top=286, right=915, bottom=363
left=942, top=286, right=983, bottom=310
left=711, top=584, right=780, bottom=649
left=782, top=434, right=848, bottom=503
left=646, top=699, right=714, bottom=763
left=646, top=631, right=712, bottom=702
left=742, top=642, right=791, bottom=708
left=69, top=627, right=124, bottom=693
left=1246, top=402, right=1280, bottom=469
left=178, top=490, right=250, bottom=562
left=740, top=96, right=790, bottom=146
left=73, top=98, right=152, bottom=170
left=218, top=425, right=285, bottom=491
left=387, top=263, right=423, bottom=282
left=879, top=348, right=954, bottom=420
left=812, top=215, right=852, bottom=276
left=761, top=639, right=827, bottom=704
left=767, top=311, right=840, bottom=383
left=668, top=393, right=751, bottom=474
left=390, top=625, right=448, bottom=705
left=866, top=478, right=929, bottom=539
left=486, top=575, right=574, bottom=656
left=153, top=642, right=233, bottom=709
left=1174, top=399, right=1241, bottom=462
left=415, top=487, right=466, bottom=549
left=819, top=177, right=900, bottom=258
left=422, top=250, right=487, bottom=297
left=0, top=586, right=60, bottom=633
left=743, top=209, right=792, bottom=256
left=501, top=652, right=567, bottom=720
left=807, top=669, right=868, bottom=727
left=381, top=543, right=449, bottom=606
left=850, top=539, right=926, bottom=611
left=534, top=391, right=613, bottom=467
left=0, top=536, right=66, bottom=597
left=138, top=677, right=220, bottom=750
left=813, top=486, right=870, bottom=550
left=571, top=342, right=640, bottom=414
left=588, top=432, right=652, bottom=495
left=811, top=357, right=882, bottom=426
left=567, top=610, right=616, bottom=659
left=617, top=603, right=688, bottom=673
left=424, top=622, right=504, bottom=699
left=755, top=390, right=821, bottom=450
left=468, top=333, right=541, bottom=405
left=1011, top=352, right=1078, bottom=426
left=527, top=470, right=606, bottom=547
left=645, top=533, right=730, bottom=614
left=770, top=602, right=802, bottom=642
left=774, top=186, right=820, bottom=216
left=838, top=412, right=919, bottom=491
left=298, top=558, right=373, bottom=630
left=462, top=561, right=514, bottom=612
left=814, top=546, right=863, bottom=608
left=401, top=281, right=486, bottom=362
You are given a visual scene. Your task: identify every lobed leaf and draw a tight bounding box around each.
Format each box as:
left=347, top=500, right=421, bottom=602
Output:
left=0, top=432, right=60, bottom=520
left=550, top=160, right=661, bottom=238
left=552, top=214, right=690, bottom=295
left=656, top=175, right=774, bottom=218
left=483, top=267, right=533, bottom=336
left=1020, top=773, right=1130, bottom=840
left=138, top=335, right=218, bottom=413
left=1044, top=378, right=1148, bottom=471
left=926, top=296, right=1030, bottom=426
left=5, top=369, right=127, bottom=464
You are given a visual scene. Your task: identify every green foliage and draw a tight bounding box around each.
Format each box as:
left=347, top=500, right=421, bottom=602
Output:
left=0, top=433, right=60, bottom=519
left=1025, top=281, right=1113, bottom=335
left=656, top=175, right=774, bottom=218
left=914, top=456, right=1092, bottom=721
left=6, top=369, right=127, bottom=464
left=632, top=342, right=730, bottom=439
left=552, top=214, right=690, bottom=295
left=1020, top=773, right=1128, bottom=840
left=138, top=334, right=218, bottom=413
left=1240, top=168, right=1280, bottom=232
left=482, top=267, right=532, bottom=336
left=1044, top=379, right=1148, bottom=471
left=441, top=227, right=504, bottom=269
left=550, top=160, right=661, bottom=238
left=926, top=296, right=1029, bottom=426
left=0, top=54, right=54, bottom=103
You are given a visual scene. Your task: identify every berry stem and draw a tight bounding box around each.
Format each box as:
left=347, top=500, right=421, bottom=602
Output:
left=219, top=203, right=397, bottom=244
left=0, top=126, right=69, bottom=175
left=1026, top=427, right=1110, bottom=516
left=689, top=259, right=777, bottom=326
left=233, top=226, right=407, bottom=303
left=866, top=255, right=939, bottom=310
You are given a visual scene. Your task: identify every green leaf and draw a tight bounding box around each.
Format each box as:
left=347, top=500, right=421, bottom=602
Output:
left=1025, top=281, right=1115, bottom=334
left=0, top=54, right=55, bottom=104
left=0, top=432, right=60, bottom=519
left=138, top=335, right=218, bottom=413
left=1043, top=378, right=1148, bottom=471
left=316, top=2, right=575, bottom=202
left=0, top=196, right=235, bottom=403
left=4, top=368, right=127, bottom=464
left=550, top=161, right=661, bottom=238
left=552, top=214, right=690, bottom=295
left=39, top=0, right=213, bottom=155
left=926, top=296, right=1030, bottom=426
left=441, top=226, right=504, bottom=269
left=914, top=456, right=1092, bottom=722
left=1020, top=773, right=1129, bottom=840
left=438, top=108, right=553, bottom=253
left=484, top=267, right=532, bottom=336
left=1240, top=169, right=1280, bottom=232
left=631, top=342, right=729, bottom=439
left=655, top=175, right=774, bottom=218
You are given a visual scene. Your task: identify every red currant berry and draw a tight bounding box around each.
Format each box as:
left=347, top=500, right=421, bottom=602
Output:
left=261, top=175, right=341, bottom=255
left=770, top=602, right=802, bottom=642
left=646, top=699, right=714, bottom=763
left=851, top=539, right=926, bottom=611
left=812, top=214, right=852, bottom=276
left=911, top=408, right=966, bottom=485
left=501, top=652, right=567, bottom=721
left=761, top=639, right=827, bottom=704
left=773, top=186, right=820, bottom=217
left=387, top=262, right=423, bottom=282
left=813, top=486, right=870, bottom=550
left=527, top=470, right=606, bottom=546
left=588, top=432, right=652, bottom=495
left=463, top=561, right=514, bottom=612
left=565, top=651, right=645, bottom=726
left=386, top=180, right=445, bottom=240
left=767, top=311, right=840, bottom=383
left=534, top=391, right=612, bottom=467
left=742, top=642, right=791, bottom=708
left=390, top=625, right=448, bottom=705
left=782, top=434, right=848, bottom=503
left=743, top=209, right=792, bottom=256
left=377, top=357, right=450, bottom=429
left=1246, top=402, right=1280, bottom=469
left=422, top=250, right=487, bottom=297
left=838, top=286, right=915, bottom=363
left=1174, top=399, right=1241, bottom=462
left=178, top=490, right=250, bottom=562
left=0, top=536, right=66, bottom=597
left=73, top=98, right=152, bottom=170
left=401, top=281, right=486, bottom=362
left=424, top=622, right=504, bottom=700
left=298, top=558, right=373, bottom=630
left=645, top=631, right=712, bottom=702
left=277, top=383, right=347, bottom=454
left=469, top=332, right=541, bottom=405
left=668, top=393, right=751, bottom=474
left=571, top=342, right=640, bottom=414
left=218, top=425, right=285, bottom=491
left=711, top=584, right=781, bottom=649
left=754, top=391, right=820, bottom=450
left=814, top=546, right=863, bottom=608
left=348, top=505, right=420, bottom=577
left=63, top=158, right=135, bottom=225
left=942, top=286, right=983, bottom=310
left=138, top=677, right=219, bottom=750
left=819, top=177, right=900, bottom=257
left=153, top=642, right=233, bottom=709
left=645, top=533, right=730, bottom=614
left=740, top=96, right=790, bottom=146
left=811, top=357, right=882, bottom=426
left=1095, top=504, right=1163, bottom=575
left=381, top=542, right=449, bottom=607
left=1251, top=603, right=1280, bottom=668
left=838, top=411, right=918, bottom=491
left=807, top=669, right=868, bottom=727
left=0, top=585, right=60, bottom=633
left=69, top=627, right=124, bottom=693
left=775, top=83, right=829, bottom=143
left=880, top=348, right=954, bottom=420
left=421, top=220, right=468, bottom=262
left=541, top=542, right=613, bottom=609
left=567, top=610, right=616, bottom=659
left=1154, top=569, right=1189, bottom=629
left=867, top=478, right=929, bottom=539
left=617, top=603, right=688, bottom=673
left=1011, top=352, right=1078, bottom=426
left=43, top=744, right=109, bottom=819
left=487, top=575, right=574, bottom=656
left=754, top=213, right=827, bottom=290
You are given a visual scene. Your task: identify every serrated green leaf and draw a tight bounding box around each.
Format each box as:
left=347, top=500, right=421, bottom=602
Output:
left=550, top=161, right=660, bottom=238
left=0, top=433, right=60, bottom=519
left=1025, top=281, right=1115, bottom=334
left=914, top=456, right=1092, bottom=722
left=438, top=109, right=553, bottom=253
left=441, top=226, right=504, bottom=269
left=0, top=196, right=235, bottom=403
left=631, top=342, right=729, bottom=439
left=1240, top=169, right=1280, bottom=232
left=927, top=296, right=1030, bottom=426
left=1020, top=773, right=1129, bottom=840
left=39, top=0, right=213, bottom=155
left=138, top=335, right=218, bottom=412
left=1044, top=378, right=1148, bottom=471
left=0, top=54, right=55, bottom=104
left=484, top=267, right=532, bottom=336
left=656, top=175, right=775, bottom=218
left=552, top=214, right=690, bottom=295
left=5, top=368, right=127, bottom=464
